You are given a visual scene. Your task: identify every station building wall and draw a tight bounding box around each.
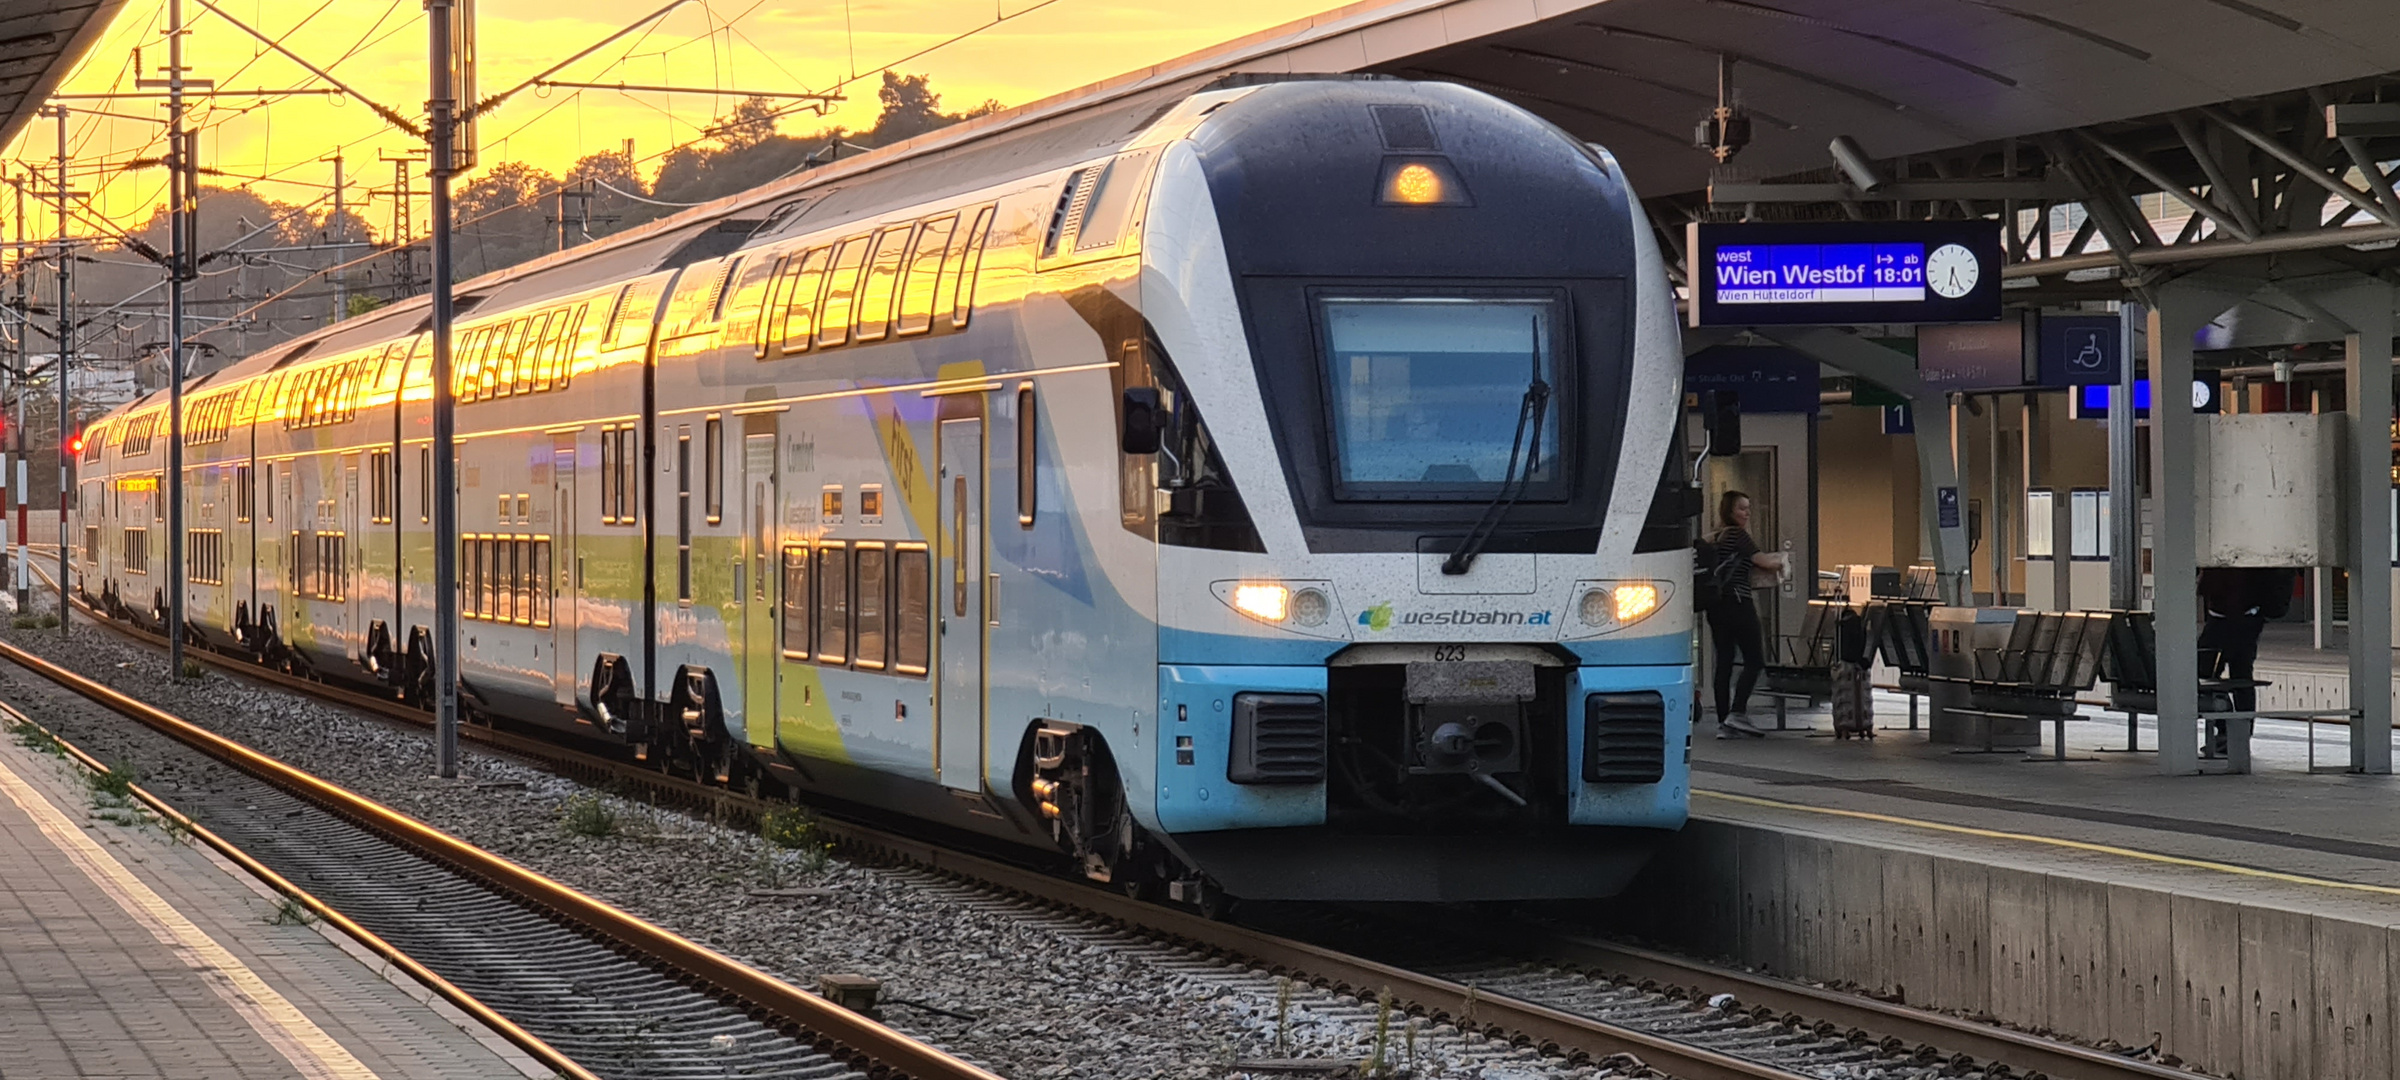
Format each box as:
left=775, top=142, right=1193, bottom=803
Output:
left=1815, top=393, right=2109, bottom=606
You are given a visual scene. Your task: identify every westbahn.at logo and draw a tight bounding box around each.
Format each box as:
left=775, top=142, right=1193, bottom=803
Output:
left=1356, top=605, right=1553, bottom=630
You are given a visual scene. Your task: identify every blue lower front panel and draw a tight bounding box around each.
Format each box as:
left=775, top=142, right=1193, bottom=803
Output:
left=1568, top=662, right=1692, bottom=828
left=1155, top=665, right=1328, bottom=832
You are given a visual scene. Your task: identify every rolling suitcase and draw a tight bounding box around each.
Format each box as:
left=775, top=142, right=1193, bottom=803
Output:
left=1831, top=660, right=1874, bottom=739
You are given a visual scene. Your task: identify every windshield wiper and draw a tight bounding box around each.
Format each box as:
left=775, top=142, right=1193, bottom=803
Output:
left=1440, top=339, right=1551, bottom=576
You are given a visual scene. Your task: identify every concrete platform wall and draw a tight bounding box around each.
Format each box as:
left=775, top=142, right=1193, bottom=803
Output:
left=1608, top=819, right=2394, bottom=1079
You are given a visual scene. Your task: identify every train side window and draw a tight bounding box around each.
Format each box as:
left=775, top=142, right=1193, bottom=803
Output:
left=478, top=537, right=497, bottom=619
left=721, top=254, right=775, bottom=359
left=606, top=429, right=624, bottom=524
left=475, top=329, right=498, bottom=401
left=676, top=427, right=692, bottom=602
left=459, top=536, right=476, bottom=619
left=498, top=539, right=515, bottom=623
left=704, top=417, right=723, bottom=524
left=263, top=462, right=275, bottom=522
left=817, top=237, right=870, bottom=349
left=514, top=537, right=533, bottom=624
left=598, top=429, right=615, bottom=522
left=779, top=247, right=830, bottom=355
left=853, top=543, right=887, bottom=671
left=894, top=545, right=929, bottom=676
left=896, top=215, right=956, bottom=336
left=537, top=309, right=562, bottom=388
left=369, top=450, right=392, bottom=523
left=570, top=305, right=591, bottom=386
left=604, top=279, right=665, bottom=351
left=780, top=545, right=810, bottom=659
left=492, top=324, right=520, bottom=399
left=515, top=317, right=539, bottom=394
left=450, top=331, right=476, bottom=401
left=619, top=427, right=639, bottom=525
left=745, top=254, right=788, bottom=359
left=500, top=537, right=517, bottom=623
left=450, top=331, right=475, bottom=402
left=418, top=447, right=431, bottom=522
left=235, top=464, right=252, bottom=523
left=854, top=225, right=913, bottom=344
left=479, top=330, right=501, bottom=401
left=520, top=313, right=550, bottom=394
left=814, top=543, right=849, bottom=664
left=1017, top=385, right=1037, bottom=526
left=533, top=539, right=553, bottom=627
left=951, top=205, right=994, bottom=330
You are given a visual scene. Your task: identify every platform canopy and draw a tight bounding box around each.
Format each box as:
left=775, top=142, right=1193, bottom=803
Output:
left=0, top=0, right=126, bottom=147
left=1180, top=0, right=2400, bottom=201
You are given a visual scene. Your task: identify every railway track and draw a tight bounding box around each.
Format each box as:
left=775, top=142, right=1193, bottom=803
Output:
left=19, top=572, right=2208, bottom=1080
left=0, top=626, right=999, bottom=1080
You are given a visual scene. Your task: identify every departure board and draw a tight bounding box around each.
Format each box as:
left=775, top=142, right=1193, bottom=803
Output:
left=1711, top=243, right=1930, bottom=304
left=1688, top=223, right=2002, bottom=327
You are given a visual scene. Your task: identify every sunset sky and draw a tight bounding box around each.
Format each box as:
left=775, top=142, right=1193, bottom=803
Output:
left=13, top=0, right=1344, bottom=236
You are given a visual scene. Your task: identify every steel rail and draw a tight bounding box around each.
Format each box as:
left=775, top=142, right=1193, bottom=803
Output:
left=0, top=632, right=1002, bottom=1080
left=826, top=820, right=1816, bottom=1080
left=1487, top=922, right=2196, bottom=1080
left=39, top=573, right=2133, bottom=1080
left=29, top=583, right=1822, bottom=1080
left=0, top=703, right=606, bottom=1080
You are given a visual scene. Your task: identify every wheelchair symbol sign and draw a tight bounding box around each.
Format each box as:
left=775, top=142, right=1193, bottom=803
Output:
left=2069, top=331, right=2106, bottom=371
left=2040, top=315, right=2121, bottom=385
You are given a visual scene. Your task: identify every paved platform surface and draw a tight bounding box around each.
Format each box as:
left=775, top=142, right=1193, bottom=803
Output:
left=0, top=721, right=546, bottom=1079
left=1697, top=689, right=2400, bottom=923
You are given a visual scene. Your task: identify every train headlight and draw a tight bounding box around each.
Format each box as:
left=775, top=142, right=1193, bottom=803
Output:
left=1231, top=583, right=1290, bottom=623
left=1568, top=580, right=1674, bottom=637
left=1376, top=157, right=1471, bottom=206
left=1291, top=587, right=1331, bottom=627
left=1211, top=580, right=1348, bottom=639
left=1613, top=583, right=1661, bottom=623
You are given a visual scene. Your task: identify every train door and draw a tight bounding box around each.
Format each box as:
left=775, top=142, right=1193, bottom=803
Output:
left=741, top=418, right=777, bottom=749
left=551, top=435, right=577, bottom=707
left=242, top=444, right=256, bottom=635
left=344, top=455, right=362, bottom=656
left=936, top=416, right=985, bottom=791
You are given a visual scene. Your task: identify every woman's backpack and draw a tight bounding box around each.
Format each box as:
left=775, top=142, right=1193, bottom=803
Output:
left=1691, top=534, right=1740, bottom=612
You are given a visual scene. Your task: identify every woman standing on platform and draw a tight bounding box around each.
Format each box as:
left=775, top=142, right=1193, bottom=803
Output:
left=1703, top=491, right=1783, bottom=738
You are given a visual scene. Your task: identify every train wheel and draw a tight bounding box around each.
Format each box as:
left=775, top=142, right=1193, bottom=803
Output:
left=1028, top=722, right=1144, bottom=885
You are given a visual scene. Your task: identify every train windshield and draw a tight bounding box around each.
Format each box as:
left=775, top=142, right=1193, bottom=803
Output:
left=1318, top=297, right=1560, bottom=500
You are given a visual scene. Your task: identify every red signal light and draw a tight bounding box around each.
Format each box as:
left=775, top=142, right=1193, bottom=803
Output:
left=67, top=432, right=82, bottom=455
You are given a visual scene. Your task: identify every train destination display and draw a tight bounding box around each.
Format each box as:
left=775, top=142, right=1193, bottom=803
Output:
left=1688, top=222, right=2003, bottom=327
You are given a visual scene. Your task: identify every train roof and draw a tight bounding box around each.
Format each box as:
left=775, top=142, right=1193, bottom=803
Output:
left=138, top=63, right=1306, bottom=406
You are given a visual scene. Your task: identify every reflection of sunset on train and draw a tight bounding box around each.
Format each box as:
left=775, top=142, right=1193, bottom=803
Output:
left=15, top=0, right=1343, bottom=228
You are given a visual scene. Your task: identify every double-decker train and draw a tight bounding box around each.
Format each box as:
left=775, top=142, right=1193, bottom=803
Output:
left=74, top=75, right=1694, bottom=903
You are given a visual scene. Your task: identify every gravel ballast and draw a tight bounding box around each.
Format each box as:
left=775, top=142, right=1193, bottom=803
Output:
left=0, top=619, right=1616, bottom=1080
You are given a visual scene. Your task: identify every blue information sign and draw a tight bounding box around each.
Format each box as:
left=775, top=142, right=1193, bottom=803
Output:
left=1684, top=346, right=1819, bottom=413
left=1689, top=222, right=2004, bottom=328
left=1937, top=487, right=1961, bottom=529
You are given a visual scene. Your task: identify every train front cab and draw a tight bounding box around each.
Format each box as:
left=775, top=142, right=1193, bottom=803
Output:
left=1092, top=79, right=1696, bottom=903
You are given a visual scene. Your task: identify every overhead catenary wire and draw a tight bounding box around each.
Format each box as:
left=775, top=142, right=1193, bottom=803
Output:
left=22, top=0, right=1083, bottom=370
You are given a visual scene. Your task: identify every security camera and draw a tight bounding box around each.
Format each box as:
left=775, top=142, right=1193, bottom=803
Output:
left=1829, top=135, right=1886, bottom=194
